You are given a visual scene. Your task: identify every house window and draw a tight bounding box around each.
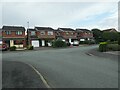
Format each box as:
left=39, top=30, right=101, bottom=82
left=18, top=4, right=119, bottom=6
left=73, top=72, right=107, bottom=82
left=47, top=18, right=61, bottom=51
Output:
left=85, top=32, right=87, bottom=35
left=66, top=32, right=69, bottom=35
left=41, top=31, right=45, bottom=35
left=6, top=31, right=11, bottom=35
left=14, top=40, right=23, bottom=45
left=31, top=31, right=36, bottom=36
left=48, top=31, right=53, bottom=35
left=71, top=32, right=74, bottom=35
left=16, top=31, right=23, bottom=35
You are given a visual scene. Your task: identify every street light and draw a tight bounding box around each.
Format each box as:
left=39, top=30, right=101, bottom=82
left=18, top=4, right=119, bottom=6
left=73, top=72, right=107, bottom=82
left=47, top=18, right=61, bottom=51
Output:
left=27, top=21, right=30, bottom=46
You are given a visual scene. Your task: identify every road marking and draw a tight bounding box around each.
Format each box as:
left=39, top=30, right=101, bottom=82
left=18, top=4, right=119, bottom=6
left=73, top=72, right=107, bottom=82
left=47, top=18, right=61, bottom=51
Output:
left=86, top=53, right=94, bottom=56
left=27, top=63, right=51, bottom=88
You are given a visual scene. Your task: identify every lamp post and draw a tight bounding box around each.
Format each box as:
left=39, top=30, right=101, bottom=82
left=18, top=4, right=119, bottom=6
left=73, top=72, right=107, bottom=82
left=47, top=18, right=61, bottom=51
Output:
left=27, top=21, right=30, bottom=46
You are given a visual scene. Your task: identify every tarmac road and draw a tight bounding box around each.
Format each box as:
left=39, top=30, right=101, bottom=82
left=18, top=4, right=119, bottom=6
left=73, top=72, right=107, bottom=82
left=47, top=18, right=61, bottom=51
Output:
left=2, top=45, right=118, bottom=88
left=2, top=61, right=46, bottom=88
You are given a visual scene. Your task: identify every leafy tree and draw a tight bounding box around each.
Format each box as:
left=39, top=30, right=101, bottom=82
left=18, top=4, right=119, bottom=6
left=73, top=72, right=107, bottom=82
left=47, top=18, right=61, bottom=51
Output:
left=52, top=40, right=67, bottom=48
left=102, top=32, right=119, bottom=42
left=118, top=37, right=120, bottom=45
left=91, top=28, right=103, bottom=43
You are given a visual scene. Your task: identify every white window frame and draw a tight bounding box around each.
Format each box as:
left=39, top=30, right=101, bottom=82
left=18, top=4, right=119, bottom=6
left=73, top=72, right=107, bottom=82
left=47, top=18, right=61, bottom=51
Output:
left=31, top=31, right=36, bottom=36
left=6, top=31, right=11, bottom=35
left=66, top=32, right=69, bottom=35
left=48, top=31, right=53, bottom=35
left=16, top=31, right=23, bottom=35
left=71, top=32, right=74, bottom=35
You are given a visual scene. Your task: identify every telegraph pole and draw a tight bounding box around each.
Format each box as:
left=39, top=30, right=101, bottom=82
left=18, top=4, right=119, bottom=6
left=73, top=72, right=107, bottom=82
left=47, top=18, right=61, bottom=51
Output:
left=27, top=21, right=30, bottom=46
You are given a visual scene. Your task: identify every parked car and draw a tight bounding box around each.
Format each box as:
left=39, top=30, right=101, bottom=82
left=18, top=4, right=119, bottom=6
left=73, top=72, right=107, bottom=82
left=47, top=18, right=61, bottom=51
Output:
left=0, top=43, right=9, bottom=51
left=73, top=40, right=79, bottom=46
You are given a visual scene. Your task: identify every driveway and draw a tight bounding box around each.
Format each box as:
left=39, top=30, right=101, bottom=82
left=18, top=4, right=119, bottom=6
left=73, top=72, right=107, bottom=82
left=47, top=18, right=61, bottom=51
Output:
left=2, top=45, right=118, bottom=88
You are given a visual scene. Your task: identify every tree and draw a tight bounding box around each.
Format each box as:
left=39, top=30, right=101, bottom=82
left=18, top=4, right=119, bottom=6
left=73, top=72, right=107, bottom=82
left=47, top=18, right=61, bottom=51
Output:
left=91, top=28, right=103, bottom=43
left=118, top=33, right=120, bottom=45
left=102, top=32, right=119, bottom=42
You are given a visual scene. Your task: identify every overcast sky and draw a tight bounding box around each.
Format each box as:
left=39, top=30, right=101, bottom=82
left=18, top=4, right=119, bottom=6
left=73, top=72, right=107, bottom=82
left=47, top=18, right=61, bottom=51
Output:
left=0, top=0, right=119, bottom=30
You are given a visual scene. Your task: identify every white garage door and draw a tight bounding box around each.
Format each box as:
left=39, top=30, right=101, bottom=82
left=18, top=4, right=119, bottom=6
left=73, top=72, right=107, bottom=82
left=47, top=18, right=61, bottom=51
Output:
left=0, top=41, right=2, bottom=44
left=31, top=40, right=39, bottom=47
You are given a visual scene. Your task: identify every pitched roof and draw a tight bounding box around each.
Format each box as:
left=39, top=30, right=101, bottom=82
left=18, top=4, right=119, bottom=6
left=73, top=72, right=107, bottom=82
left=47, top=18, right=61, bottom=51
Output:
left=27, top=28, right=36, bottom=31
left=76, top=29, right=91, bottom=32
left=58, top=28, right=75, bottom=31
left=103, top=28, right=117, bottom=32
left=2, top=26, right=25, bottom=31
left=35, top=27, right=54, bottom=31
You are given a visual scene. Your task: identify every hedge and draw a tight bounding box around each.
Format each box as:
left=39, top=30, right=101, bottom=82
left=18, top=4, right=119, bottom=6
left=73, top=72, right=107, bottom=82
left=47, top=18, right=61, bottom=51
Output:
left=99, top=42, right=108, bottom=52
left=52, top=40, right=67, bottom=48
left=118, top=37, right=120, bottom=45
left=10, top=46, right=16, bottom=51
left=107, top=44, right=120, bottom=51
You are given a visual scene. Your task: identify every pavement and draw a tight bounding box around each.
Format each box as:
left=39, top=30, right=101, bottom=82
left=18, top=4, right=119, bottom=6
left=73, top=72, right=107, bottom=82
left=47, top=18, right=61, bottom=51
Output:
left=2, top=61, right=46, bottom=88
left=2, top=45, right=118, bottom=88
left=104, top=51, right=120, bottom=56
left=88, top=47, right=119, bottom=60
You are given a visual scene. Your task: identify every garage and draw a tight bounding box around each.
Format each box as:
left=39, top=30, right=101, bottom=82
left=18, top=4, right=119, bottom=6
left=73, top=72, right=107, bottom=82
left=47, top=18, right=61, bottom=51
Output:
left=31, top=40, right=39, bottom=47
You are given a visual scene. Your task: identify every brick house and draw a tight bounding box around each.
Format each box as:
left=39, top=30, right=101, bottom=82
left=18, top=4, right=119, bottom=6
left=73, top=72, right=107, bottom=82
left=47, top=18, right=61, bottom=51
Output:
left=76, top=29, right=94, bottom=42
left=56, top=28, right=78, bottom=45
left=2, top=26, right=26, bottom=48
left=27, top=27, right=55, bottom=47
left=27, top=28, right=39, bottom=47
left=102, top=28, right=117, bottom=32
left=0, top=28, right=2, bottom=44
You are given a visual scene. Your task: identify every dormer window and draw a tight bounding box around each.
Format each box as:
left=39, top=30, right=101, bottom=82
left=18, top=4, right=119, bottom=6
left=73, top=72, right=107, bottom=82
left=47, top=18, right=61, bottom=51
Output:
left=6, top=31, right=11, bottom=35
left=16, top=31, right=23, bottom=35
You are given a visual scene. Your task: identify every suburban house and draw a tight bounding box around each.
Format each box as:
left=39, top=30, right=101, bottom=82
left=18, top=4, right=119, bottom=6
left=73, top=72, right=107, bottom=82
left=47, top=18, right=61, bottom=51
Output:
left=102, top=28, right=117, bottom=32
left=27, top=28, right=39, bottom=47
left=76, top=29, right=94, bottom=42
left=0, top=28, right=2, bottom=44
left=56, top=28, right=79, bottom=45
left=27, top=27, right=55, bottom=47
left=2, top=26, right=26, bottom=48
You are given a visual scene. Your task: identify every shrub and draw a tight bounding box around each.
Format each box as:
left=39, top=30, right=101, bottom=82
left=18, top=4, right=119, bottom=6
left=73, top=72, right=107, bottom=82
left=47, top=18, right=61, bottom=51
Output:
left=27, top=45, right=34, bottom=50
left=80, top=40, right=95, bottom=45
left=10, top=46, right=16, bottom=51
left=99, top=42, right=108, bottom=52
left=118, top=37, right=120, bottom=45
left=66, top=42, right=71, bottom=46
left=52, top=40, right=67, bottom=48
left=107, top=41, right=118, bottom=44
left=107, top=44, right=120, bottom=51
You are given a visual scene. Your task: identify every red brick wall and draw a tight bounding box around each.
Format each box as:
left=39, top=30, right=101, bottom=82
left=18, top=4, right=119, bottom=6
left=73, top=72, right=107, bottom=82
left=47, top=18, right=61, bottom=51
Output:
left=29, top=31, right=55, bottom=39
left=2, top=31, right=25, bottom=38
left=78, top=32, right=93, bottom=38
left=23, top=40, right=26, bottom=47
left=59, top=31, right=77, bottom=39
